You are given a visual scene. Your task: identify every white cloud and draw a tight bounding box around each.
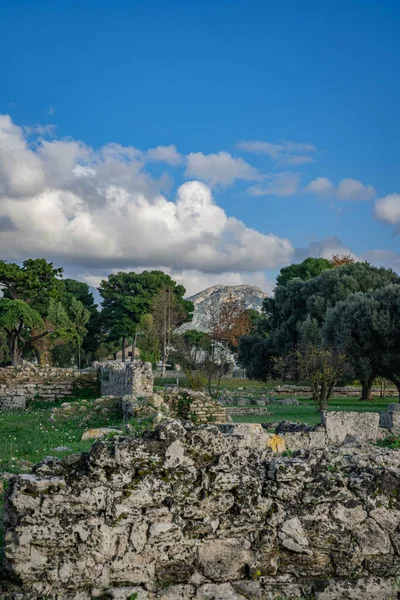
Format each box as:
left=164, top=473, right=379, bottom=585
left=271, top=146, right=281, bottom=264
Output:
left=306, top=177, right=375, bottom=201
left=236, top=139, right=316, bottom=165
left=0, top=114, right=293, bottom=279
left=145, top=145, right=183, bottom=166
left=185, top=151, right=262, bottom=187
left=248, top=172, right=301, bottom=197
left=294, top=236, right=358, bottom=262
left=374, top=193, right=400, bottom=225
left=46, top=107, right=55, bottom=115
left=24, top=123, right=56, bottom=137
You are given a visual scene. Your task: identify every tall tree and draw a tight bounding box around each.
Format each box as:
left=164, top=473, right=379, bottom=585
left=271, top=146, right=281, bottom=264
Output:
left=0, top=259, right=66, bottom=365
left=99, top=271, right=193, bottom=361
left=152, top=287, right=190, bottom=376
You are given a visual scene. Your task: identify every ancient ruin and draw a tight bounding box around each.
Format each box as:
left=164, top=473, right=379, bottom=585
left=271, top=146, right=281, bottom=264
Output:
left=2, top=421, right=400, bottom=599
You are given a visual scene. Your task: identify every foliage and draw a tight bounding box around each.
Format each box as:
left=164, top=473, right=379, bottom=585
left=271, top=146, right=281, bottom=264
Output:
left=324, top=284, right=400, bottom=399
left=0, top=258, right=63, bottom=315
left=296, top=345, right=347, bottom=421
left=330, top=254, right=355, bottom=267
left=136, top=313, right=160, bottom=365
left=376, top=435, right=400, bottom=449
left=99, top=270, right=193, bottom=360
left=171, top=330, right=209, bottom=390
left=276, top=257, right=332, bottom=287
left=210, top=294, right=252, bottom=349
left=151, top=287, right=191, bottom=376
left=240, top=262, right=400, bottom=382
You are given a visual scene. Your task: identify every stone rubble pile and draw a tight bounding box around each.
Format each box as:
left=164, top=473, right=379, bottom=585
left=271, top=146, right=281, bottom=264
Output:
left=2, top=421, right=400, bottom=599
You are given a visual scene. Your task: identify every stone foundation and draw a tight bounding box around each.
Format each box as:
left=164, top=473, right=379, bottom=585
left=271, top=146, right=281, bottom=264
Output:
left=96, top=361, right=153, bottom=397
left=2, top=421, right=400, bottom=599
left=0, top=366, right=97, bottom=410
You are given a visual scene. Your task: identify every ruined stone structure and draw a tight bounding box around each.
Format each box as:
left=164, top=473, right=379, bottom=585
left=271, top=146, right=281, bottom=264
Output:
left=273, top=384, right=398, bottom=397
left=2, top=421, right=400, bottom=599
left=0, top=366, right=96, bottom=410
left=96, top=360, right=153, bottom=398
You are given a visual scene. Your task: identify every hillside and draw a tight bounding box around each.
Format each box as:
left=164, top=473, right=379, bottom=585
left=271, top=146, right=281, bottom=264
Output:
left=181, top=284, right=268, bottom=332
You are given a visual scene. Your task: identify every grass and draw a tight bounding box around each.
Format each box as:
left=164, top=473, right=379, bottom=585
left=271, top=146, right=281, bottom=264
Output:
left=231, top=396, right=398, bottom=426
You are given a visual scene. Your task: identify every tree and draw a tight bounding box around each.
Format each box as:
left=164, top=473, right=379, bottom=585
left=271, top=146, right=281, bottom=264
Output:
left=0, top=299, right=45, bottom=365
left=151, top=287, right=190, bottom=376
left=212, top=294, right=252, bottom=349
left=136, top=313, right=160, bottom=365
left=0, top=259, right=63, bottom=312
left=324, top=294, right=381, bottom=400
left=330, top=254, right=355, bottom=268
left=239, top=262, right=400, bottom=382
left=99, top=271, right=193, bottom=362
left=296, top=345, right=346, bottom=423
left=276, top=257, right=332, bottom=287
left=172, top=330, right=209, bottom=390
left=62, top=279, right=100, bottom=364
left=324, top=284, right=400, bottom=401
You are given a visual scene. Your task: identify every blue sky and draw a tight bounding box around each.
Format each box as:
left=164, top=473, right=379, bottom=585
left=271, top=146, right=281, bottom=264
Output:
left=0, top=0, right=399, bottom=295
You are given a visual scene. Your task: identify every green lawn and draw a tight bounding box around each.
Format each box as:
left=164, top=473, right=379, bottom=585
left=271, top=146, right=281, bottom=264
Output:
left=230, top=396, right=397, bottom=426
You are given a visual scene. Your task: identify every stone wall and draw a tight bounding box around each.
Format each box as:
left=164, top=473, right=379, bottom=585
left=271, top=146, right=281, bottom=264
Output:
left=2, top=421, right=400, bottom=599
left=273, top=384, right=398, bottom=397
left=96, top=361, right=153, bottom=398
left=227, top=406, right=273, bottom=416
left=161, top=389, right=228, bottom=424
left=0, top=366, right=97, bottom=410
left=276, top=411, right=381, bottom=451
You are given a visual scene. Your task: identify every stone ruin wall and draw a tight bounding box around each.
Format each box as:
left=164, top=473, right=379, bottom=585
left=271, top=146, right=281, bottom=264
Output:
left=272, top=384, right=398, bottom=397
left=96, top=360, right=154, bottom=398
left=2, top=420, right=400, bottom=600
left=0, top=366, right=97, bottom=411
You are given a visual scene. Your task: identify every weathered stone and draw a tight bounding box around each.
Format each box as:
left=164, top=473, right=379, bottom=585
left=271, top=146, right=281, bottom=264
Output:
left=81, top=427, right=122, bottom=440
left=3, top=424, right=400, bottom=599
left=97, top=360, right=153, bottom=398
left=325, top=411, right=380, bottom=444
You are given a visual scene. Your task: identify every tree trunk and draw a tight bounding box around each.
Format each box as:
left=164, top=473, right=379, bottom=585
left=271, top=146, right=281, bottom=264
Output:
left=9, top=335, right=22, bottom=366
left=392, top=377, right=400, bottom=402
left=121, top=337, right=126, bottom=363
left=360, top=377, right=374, bottom=400
left=34, top=347, right=41, bottom=365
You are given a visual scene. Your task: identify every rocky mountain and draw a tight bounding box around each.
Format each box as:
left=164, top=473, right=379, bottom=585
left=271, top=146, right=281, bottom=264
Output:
left=181, top=284, right=268, bottom=332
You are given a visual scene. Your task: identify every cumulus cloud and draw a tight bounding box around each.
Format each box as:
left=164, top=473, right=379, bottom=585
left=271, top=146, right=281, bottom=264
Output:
left=145, top=145, right=183, bottom=166
left=374, top=193, right=400, bottom=226
left=248, top=172, right=301, bottom=197
left=185, top=151, right=262, bottom=187
left=236, top=139, right=316, bottom=165
left=0, top=115, right=293, bottom=280
left=306, top=177, right=376, bottom=201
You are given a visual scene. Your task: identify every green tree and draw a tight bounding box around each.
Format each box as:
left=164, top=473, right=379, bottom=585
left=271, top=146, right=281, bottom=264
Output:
left=62, top=279, right=100, bottom=363
left=136, top=313, right=160, bottom=365
left=99, top=271, right=193, bottom=361
left=276, top=257, right=332, bottom=287
left=239, top=262, right=400, bottom=381
left=324, top=294, right=381, bottom=400
left=0, top=259, right=63, bottom=314
left=0, top=299, right=45, bottom=365
left=151, top=287, right=191, bottom=376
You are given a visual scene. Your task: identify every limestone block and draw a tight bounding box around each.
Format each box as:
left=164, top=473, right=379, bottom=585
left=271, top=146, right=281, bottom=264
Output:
left=325, top=411, right=379, bottom=444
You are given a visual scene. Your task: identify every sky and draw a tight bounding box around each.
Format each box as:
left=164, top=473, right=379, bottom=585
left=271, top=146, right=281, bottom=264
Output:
left=0, top=0, right=399, bottom=297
